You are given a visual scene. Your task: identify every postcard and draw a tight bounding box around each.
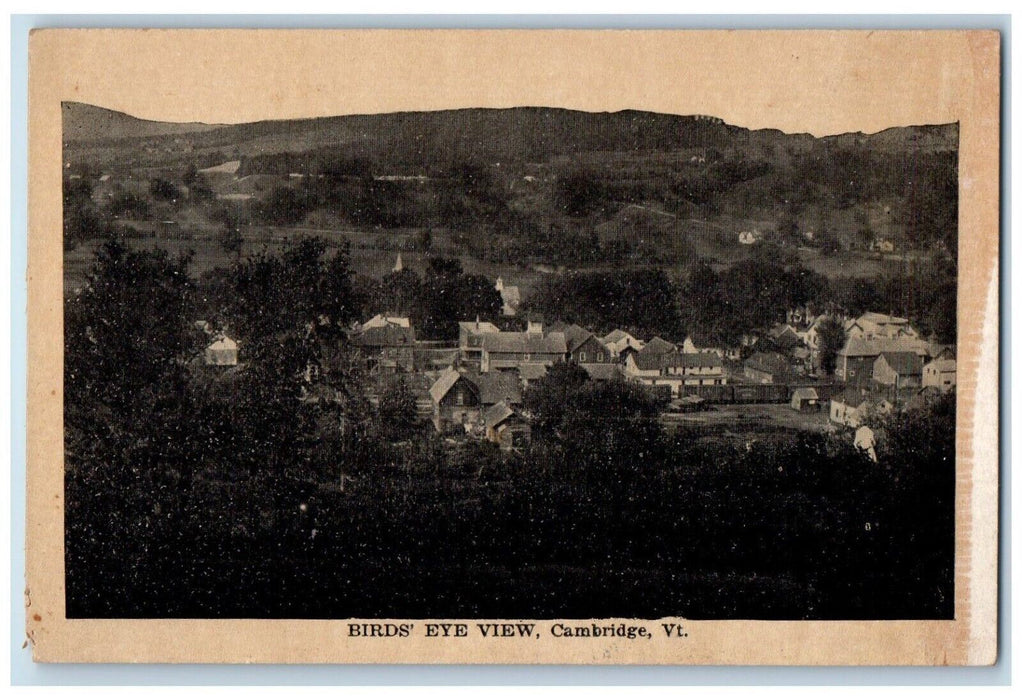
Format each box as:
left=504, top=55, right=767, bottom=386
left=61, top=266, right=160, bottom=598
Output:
left=25, top=28, right=1000, bottom=664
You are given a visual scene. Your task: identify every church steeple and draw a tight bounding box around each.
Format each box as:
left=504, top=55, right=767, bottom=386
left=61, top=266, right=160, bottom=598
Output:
left=393, top=252, right=403, bottom=273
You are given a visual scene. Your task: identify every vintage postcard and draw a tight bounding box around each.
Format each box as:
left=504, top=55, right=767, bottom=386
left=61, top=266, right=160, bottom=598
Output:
left=26, top=28, right=1000, bottom=664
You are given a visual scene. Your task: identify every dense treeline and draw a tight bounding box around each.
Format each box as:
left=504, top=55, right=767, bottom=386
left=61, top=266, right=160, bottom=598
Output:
left=65, top=241, right=955, bottom=619
left=525, top=250, right=957, bottom=346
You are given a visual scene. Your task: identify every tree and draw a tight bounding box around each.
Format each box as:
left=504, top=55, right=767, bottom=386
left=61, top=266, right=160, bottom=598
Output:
left=816, top=316, right=846, bottom=376
left=150, top=177, right=180, bottom=202
left=63, top=176, right=104, bottom=247
left=182, top=163, right=199, bottom=188
left=418, top=228, right=433, bottom=252
left=255, top=186, right=311, bottom=226
left=218, top=227, right=243, bottom=257
left=377, top=375, right=419, bottom=441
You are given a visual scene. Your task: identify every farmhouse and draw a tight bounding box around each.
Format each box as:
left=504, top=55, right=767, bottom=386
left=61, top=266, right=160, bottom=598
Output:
left=458, top=319, right=501, bottom=362
left=744, top=352, right=792, bottom=384
left=835, top=336, right=928, bottom=383
left=429, top=368, right=481, bottom=432
left=922, top=358, right=957, bottom=392
left=624, top=337, right=677, bottom=379
left=557, top=324, right=612, bottom=364
left=844, top=312, right=919, bottom=341
left=482, top=401, right=531, bottom=451
left=600, top=329, right=644, bottom=362
left=351, top=320, right=416, bottom=373
left=662, top=352, right=726, bottom=387
left=872, top=351, right=923, bottom=390
left=479, top=319, right=567, bottom=373
left=829, top=391, right=872, bottom=428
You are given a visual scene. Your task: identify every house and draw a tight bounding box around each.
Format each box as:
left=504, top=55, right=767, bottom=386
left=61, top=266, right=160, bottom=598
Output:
left=873, top=351, right=923, bottom=390
left=738, top=230, right=763, bottom=245
left=844, top=312, right=919, bottom=341
left=580, top=363, right=623, bottom=382
left=835, top=336, right=928, bottom=383
left=829, top=391, right=872, bottom=428
left=661, top=352, right=726, bottom=388
left=351, top=321, right=416, bottom=373
left=790, top=387, right=822, bottom=412
left=744, top=352, right=792, bottom=384
left=600, top=329, right=644, bottom=362
left=473, top=371, right=523, bottom=407
left=205, top=336, right=238, bottom=366
left=922, top=358, right=957, bottom=392
left=482, top=401, right=531, bottom=451
left=623, top=337, right=677, bottom=380
left=681, top=334, right=735, bottom=360
left=625, top=350, right=724, bottom=396
left=803, top=313, right=840, bottom=354
left=494, top=277, right=521, bottom=316
left=429, top=368, right=481, bottom=432
left=479, top=319, right=567, bottom=373
left=766, top=323, right=800, bottom=351
left=559, top=324, right=612, bottom=364
left=363, top=314, right=411, bottom=330
left=458, top=319, right=501, bottom=362
left=518, top=363, right=549, bottom=387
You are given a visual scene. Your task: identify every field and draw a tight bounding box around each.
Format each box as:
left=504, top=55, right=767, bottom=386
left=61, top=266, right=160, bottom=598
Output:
left=661, top=403, right=835, bottom=436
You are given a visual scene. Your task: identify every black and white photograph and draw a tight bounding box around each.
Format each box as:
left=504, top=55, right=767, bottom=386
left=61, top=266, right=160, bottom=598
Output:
left=61, top=101, right=959, bottom=621
left=24, top=27, right=1000, bottom=666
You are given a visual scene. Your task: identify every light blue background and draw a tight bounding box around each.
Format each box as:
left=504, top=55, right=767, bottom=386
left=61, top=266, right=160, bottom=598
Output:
left=9, top=13, right=1011, bottom=685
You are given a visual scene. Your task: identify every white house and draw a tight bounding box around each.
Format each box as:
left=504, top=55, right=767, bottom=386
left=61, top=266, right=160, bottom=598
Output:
left=922, top=358, right=957, bottom=392
left=205, top=336, right=239, bottom=366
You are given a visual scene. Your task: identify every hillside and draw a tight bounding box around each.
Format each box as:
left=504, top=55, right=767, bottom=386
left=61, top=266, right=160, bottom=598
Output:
left=62, top=102, right=959, bottom=282
left=62, top=102, right=226, bottom=143
left=63, top=102, right=957, bottom=169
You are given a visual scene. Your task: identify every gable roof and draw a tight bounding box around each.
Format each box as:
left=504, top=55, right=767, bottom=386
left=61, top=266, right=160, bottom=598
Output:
left=667, top=352, right=723, bottom=369
left=580, top=363, right=622, bottom=381
left=458, top=320, right=500, bottom=335
left=839, top=336, right=927, bottom=358
left=482, top=401, right=515, bottom=430
left=471, top=371, right=523, bottom=405
left=354, top=324, right=415, bottom=346
left=481, top=331, right=567, bottom=355
left=642, top=336, right=677, bottom=356
left=363, top=314, right=411, bottom=330
left=428, top=368, right=477, bottom=404
left=792, top=387, right=819, bottom=400
left=601, top=329, right=631, bottom=344
left=562, top=324, right=597, bottom=354
left=925, top=358, right=957, bottom=372
left=207, top=336, right=237, bottom=351
left=877, top=351, right=923, bottom=375
left=518, top=363, right=549, bottom=381
left=745, top=351, right=791, bottom=377
left=832, top=390, right=871, bottom=409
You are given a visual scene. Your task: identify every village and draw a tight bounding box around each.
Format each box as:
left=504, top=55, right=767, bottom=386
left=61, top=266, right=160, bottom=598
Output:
left=62, top=104, right=961, bottom=622
left=197, top=252, right=957, bottom=461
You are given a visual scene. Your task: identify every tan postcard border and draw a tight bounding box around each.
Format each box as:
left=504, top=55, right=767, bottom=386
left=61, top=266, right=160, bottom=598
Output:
left=26, top=28, right=1000, bottom=665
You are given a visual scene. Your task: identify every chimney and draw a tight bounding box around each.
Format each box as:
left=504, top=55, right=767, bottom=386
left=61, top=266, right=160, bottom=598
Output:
left=475, top=315, right=480, bottom=331
left=526, top=313, right=543, bottom=337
